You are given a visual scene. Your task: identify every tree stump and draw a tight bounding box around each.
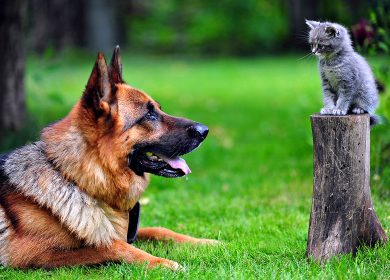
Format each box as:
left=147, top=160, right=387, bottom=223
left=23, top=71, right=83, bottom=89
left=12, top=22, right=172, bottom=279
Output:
left=307, top=114, right=388, bottom=262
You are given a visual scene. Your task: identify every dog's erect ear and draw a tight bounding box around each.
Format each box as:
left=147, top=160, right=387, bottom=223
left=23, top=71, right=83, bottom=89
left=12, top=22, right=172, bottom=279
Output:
left=325, top=25, right=339, bottom=37
left=305, top=20, right=320, bottom=29
left=83, top=52, right=114, bottom=115
left=109, top=45, right=123, bottom=84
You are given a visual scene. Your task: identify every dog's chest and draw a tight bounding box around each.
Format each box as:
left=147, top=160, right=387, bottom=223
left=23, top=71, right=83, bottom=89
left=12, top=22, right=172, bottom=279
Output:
left=3, top=142, right=121, bottom=247
left=99, top=203, right=129, bottom=241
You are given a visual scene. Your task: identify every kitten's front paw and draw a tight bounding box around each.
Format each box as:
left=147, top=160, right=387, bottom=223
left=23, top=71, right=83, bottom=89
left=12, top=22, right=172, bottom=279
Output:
left=331, top=109, right=347, bottom=115
left=352, top=107, right=365, bottom=114
left=320, top=108, right=333, bottom=115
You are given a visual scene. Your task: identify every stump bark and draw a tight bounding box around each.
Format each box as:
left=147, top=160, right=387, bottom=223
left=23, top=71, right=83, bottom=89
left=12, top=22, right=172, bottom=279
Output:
left=307, top=114, right=388, bottom=262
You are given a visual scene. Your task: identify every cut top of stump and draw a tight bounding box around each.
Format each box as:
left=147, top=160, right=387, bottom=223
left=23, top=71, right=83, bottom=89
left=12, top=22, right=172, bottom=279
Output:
left=310, top=114, right=370, bottom=136
left=311, top=113, right=370, bottom=124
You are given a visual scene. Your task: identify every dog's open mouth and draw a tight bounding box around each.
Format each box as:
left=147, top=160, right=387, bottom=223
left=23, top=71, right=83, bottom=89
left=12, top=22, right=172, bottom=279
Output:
left=128, top=149, right=191, bottom=178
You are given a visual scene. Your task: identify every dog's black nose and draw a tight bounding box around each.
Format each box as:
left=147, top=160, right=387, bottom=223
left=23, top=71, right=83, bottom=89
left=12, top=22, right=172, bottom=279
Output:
left=187, top=124, right=209, bottom=140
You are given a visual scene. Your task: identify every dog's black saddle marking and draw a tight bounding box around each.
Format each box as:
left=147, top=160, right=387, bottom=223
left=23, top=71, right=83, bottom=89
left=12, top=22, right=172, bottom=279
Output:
left=127, top=201, right=140, bottom=244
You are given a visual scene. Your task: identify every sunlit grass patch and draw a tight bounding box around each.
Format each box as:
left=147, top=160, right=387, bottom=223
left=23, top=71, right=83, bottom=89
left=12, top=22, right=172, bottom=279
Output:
left=0, top=52, right=388, bottom=279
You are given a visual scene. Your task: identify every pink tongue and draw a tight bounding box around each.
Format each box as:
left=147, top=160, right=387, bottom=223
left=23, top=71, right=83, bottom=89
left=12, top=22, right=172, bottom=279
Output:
left=162, top=157, right=191, bottom=175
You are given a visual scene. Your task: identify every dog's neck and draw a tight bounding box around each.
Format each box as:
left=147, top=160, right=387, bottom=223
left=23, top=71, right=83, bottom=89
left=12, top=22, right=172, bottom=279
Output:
left=41, top=102, right=149, bottom=211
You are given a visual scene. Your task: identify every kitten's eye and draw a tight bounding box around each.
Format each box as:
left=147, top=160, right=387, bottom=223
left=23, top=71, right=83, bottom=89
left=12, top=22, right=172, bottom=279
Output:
left=318, top=44, right=325, bottom=49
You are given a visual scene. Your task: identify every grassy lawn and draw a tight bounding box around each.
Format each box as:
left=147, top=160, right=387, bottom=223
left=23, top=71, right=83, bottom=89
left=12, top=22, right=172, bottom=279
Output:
left=0, top=52, right=389, bottom=279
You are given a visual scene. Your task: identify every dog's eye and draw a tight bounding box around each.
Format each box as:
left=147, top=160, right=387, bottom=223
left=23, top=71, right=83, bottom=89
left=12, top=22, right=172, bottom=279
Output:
left=145, top=109, right=159, bottom=121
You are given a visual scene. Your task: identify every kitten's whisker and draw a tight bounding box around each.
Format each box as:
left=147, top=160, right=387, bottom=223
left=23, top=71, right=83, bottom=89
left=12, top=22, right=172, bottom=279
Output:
left=297, top=53, right=312, bottom=60
left=295, top=32, right=309, bottom=40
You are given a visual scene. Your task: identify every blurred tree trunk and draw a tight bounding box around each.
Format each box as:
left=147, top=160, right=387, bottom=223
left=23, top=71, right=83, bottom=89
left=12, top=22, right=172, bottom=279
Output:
left=28, top=0, right=127, bottom=53
left=85, top=0, right=118, bottom=52
left=0, top=0, right=27, bottom=132
left=286, top=0, right=319, bottom=49
left=28, top=0, right=85, bottom=53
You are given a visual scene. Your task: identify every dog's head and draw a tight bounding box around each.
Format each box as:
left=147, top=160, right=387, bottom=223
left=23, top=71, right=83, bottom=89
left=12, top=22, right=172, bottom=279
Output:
left=79, top=47, right=208, bottom=178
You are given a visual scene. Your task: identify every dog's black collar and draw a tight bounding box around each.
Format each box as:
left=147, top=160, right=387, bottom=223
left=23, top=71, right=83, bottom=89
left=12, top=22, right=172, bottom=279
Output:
left=127, top=201, right=140, bottom=244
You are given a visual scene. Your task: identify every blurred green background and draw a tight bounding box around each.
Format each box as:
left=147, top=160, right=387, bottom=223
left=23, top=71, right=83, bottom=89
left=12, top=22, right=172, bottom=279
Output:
left=0, top=0, right=389, bottom=279
left=21, top=0, right=387, bottom=55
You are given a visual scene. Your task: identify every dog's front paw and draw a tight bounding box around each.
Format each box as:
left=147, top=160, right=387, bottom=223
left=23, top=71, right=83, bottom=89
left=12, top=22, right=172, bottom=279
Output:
left=331, top=108, right=347, bottom=115
left=352, top=107, right=365, bottom=114
left=320, top=108, right=333, bottom=115
left=149, top=257, right=185, bottom=271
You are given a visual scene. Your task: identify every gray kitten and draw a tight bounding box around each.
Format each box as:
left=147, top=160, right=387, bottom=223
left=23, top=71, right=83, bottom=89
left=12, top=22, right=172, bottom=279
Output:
left=306, top=20, right=379, bottom=125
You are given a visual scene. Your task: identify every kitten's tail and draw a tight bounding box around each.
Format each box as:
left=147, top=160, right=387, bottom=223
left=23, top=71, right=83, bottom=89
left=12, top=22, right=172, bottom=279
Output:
left=370, top=114, right=386, bottom=127
left=375, top=79, right=386, bottom=94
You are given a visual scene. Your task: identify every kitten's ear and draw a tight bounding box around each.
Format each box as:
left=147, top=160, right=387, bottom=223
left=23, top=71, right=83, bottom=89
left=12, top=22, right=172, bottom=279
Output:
left=325, top=26, right=339, bottom=37
left=305, top=20, right=320, bottom=29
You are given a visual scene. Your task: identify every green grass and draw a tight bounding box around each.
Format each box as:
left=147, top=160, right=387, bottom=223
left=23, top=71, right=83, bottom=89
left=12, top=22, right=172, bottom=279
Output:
left=0, top=52, right=389, bottom=279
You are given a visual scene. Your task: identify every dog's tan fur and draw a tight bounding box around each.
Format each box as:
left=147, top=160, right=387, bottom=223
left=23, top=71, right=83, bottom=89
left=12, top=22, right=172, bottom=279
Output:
left=0, top=47, right=215, bottom=269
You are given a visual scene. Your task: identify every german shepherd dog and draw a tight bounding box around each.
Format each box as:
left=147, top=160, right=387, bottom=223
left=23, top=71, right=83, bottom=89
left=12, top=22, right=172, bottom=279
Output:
left=0, top=47, right=215, bottom=270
